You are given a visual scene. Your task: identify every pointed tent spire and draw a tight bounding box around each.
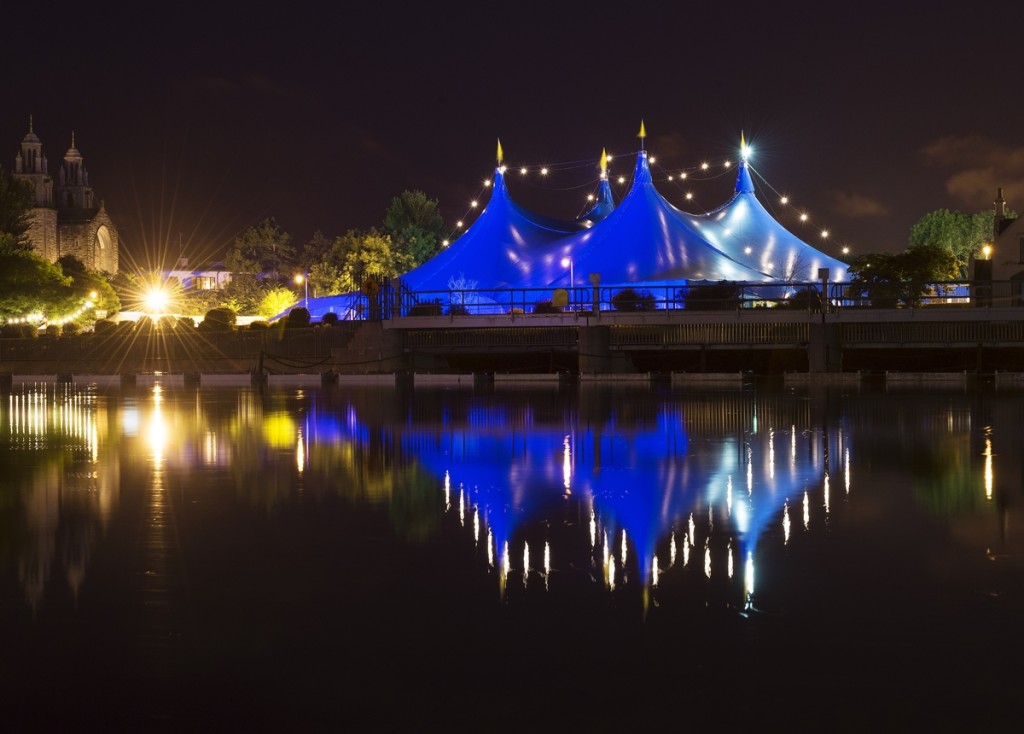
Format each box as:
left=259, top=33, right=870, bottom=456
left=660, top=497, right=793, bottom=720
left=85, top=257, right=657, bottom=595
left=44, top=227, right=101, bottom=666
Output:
left=735, top=131, right=755, bottom=194
left=496, top=138, right=503, bottom=167
left=600, top=148, right=608, bottom=179
left=637, top=120, right=646, bottom=148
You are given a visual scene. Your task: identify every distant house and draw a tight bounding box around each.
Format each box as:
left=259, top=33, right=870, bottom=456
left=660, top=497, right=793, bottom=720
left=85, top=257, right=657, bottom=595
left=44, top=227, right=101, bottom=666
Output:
left=164, top=259, right=232, bottom=290
left=982, top=188, right=1024, bottom=305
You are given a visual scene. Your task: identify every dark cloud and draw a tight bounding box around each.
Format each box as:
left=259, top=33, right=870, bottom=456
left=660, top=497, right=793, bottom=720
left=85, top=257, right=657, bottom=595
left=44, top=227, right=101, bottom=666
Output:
left=922, top=135, right=1024, bottom=208
left=829, top=191, right=888, bottom=218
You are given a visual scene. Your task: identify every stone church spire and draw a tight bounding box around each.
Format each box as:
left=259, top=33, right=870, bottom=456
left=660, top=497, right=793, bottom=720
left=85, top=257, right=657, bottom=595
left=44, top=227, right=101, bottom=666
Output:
left=14, top=114, right=53, bottom=207
left=56, top=131, right=94, bottom=209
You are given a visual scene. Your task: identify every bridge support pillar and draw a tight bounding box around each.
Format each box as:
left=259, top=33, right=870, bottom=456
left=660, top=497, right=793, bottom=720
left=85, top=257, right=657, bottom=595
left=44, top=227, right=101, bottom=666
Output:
left=809, top=322, right=842, bottom=373
left=579, top=325, right=634, bottom=373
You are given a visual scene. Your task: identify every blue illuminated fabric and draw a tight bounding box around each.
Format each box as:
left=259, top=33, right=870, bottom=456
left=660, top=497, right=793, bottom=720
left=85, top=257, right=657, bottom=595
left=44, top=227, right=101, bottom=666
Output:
left=576, top=177, right=615, bottom=226
left=399, top=167, right=586, bottom=294
left=689, top=161, right=849, bottom=282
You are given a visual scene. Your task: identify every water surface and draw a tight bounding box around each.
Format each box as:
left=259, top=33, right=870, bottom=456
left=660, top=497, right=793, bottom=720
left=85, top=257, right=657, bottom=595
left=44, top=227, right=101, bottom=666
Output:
left=1, top=379, right=1021, bottom=730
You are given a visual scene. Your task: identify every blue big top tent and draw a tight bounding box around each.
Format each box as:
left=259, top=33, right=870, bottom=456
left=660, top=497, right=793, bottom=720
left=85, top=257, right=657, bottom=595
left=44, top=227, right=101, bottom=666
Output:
left=275, top=129, right=849, bottom=320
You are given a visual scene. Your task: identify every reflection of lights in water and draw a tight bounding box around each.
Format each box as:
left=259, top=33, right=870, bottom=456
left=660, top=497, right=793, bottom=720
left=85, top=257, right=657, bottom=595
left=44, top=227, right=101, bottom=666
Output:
left=727, top=475, right=733, bottom=515
left=791, top=425, right=797, bottom=466
left=744, top=552, right=755, bottom=609
left=544, top=541, right=551, bottom=576
left=147, top=391, right=167, bottom=465
left=203, top=431, right=218, bottom=465
left=502, top=541, right=510, bottom=580
left=984, top=433, right=993, bottom=501
left=688, top=513, right=696, bottom=546
left=746, top=446, right=753, bottom=492
left=704, top=540, right=711, bottom=578
left=443, top=471, right=450, bottom=510
left=683, top=534, right=690, bottom=566
left=845, top=449, right=851, bottom=494
left=727, top=539, right=734, bottom=578
left=487, top=529, right=494, bottom=567
left=752, top=405, right=758, bottom=434
left=523, top=542, right=530, bottom=584
left=670, top=532, right=677, bottom=566
left=590, top=510, right=596, bottom=548
left=769, top=428, right=775, bottom=479
left=296, top=429, right=305, bottom=473
left=823, top=472, right=830, bottom=514
left=803, top=491, right=810, bottom=529
left=458, top=487, right=465, bottom=526
left=473, top=510, right=480, bottom=545
left=562, top=435, right=572, bottom=493
left=620, top=530, right=628, bottom=567
left=783, top=502, right=791, bottom=544
left=652, top=555, right=659, bottom=587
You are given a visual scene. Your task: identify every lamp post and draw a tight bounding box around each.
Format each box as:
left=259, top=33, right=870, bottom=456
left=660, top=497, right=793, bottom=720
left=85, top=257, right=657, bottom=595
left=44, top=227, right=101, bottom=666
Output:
left=561, top=256, right=574, bottom=308
left=295, top=273, right=308, bottom=307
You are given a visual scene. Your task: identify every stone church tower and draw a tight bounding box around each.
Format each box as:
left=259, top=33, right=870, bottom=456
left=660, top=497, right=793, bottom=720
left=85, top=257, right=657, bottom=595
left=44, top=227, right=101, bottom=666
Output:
left=13, top=116, right=119, bottom=273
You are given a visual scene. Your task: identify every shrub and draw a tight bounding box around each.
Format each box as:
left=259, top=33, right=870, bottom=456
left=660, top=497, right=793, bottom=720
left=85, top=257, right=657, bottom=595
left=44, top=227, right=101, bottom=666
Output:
left=44, top=324, right=63, bottom=338
left=285, top=307, right=311, bottom=328
left=611, top=288, right=656, bottom=311
left=447, top=304, right=469, bottom=316
left=683, top=281, right=742, bottom=311
left=408, top=301, right=442, bottom=316
left=532, top=300, right=562, bottom=314
left=62, top=322, right=82, bottom=336
left=93, top=319, right=117, bottom=335
left=320, top=312, right=339, bottom=326
left=200, top=306, right=237, bottom=332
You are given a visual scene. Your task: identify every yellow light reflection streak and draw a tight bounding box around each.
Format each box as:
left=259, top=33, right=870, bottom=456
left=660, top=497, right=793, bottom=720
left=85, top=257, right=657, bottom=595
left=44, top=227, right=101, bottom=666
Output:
left=443, top=470, right=450, bottom=511
left=562, top=435, right=572, bottom=493
left=845, top=448, right=851, bottom=494
left=803, top=491, right=810, bottom=530
left=295, top=429, right=305, bottom=473
left=983, top=435, right=993, bottom=500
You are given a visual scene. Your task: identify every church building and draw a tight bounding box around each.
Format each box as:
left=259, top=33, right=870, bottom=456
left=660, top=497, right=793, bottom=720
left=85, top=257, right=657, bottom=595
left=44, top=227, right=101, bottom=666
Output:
left=12, top=116, right=119, bottom=273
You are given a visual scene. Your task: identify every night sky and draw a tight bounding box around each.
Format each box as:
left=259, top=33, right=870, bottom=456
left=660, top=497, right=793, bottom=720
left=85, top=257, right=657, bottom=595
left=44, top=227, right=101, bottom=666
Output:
left=4, top=2, right=1017, bottom=270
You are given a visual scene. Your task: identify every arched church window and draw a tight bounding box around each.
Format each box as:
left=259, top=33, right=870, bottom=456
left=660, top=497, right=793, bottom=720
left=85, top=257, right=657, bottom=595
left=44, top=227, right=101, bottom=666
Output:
left=96, top=225, right=111, bottom=250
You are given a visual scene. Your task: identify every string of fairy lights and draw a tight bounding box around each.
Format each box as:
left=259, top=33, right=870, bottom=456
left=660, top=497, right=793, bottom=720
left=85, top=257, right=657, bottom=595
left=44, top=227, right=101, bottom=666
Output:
left=440, top=130, right=854, bottom=259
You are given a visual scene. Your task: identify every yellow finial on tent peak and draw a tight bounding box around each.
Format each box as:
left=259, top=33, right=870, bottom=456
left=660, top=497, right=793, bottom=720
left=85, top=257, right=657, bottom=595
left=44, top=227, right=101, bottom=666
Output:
left=740, top=130, right=751, bottom=161
left=600, top=148, right=608, bottom=176
left=638, top=120, right=646, bottom=141
left=496, top=138, right=504, bottom=166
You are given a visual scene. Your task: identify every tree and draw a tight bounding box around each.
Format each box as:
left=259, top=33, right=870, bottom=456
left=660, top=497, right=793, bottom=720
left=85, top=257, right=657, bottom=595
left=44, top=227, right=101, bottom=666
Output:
left=330, top=228, right=412, bottom=292
left=908, top=208, right=1010, bottom=278
left=384, top=190, right=445, bottom=268
left=846, top=244, right=959, bottom=307
left=258, top=286, right=299, bottom=319
left=225, top=218, right=295, bottom=277
left=299, top=230, right=334, bottom=272
left=0, top=166, right=34, bottom=254
left=56, top=255, right=121, bottom=321
left=0, top=251, right=78, bottom=321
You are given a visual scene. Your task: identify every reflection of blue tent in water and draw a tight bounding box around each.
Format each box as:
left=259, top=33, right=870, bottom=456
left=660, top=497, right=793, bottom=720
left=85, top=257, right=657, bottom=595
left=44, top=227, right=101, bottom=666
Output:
left=275, top=130, right=849, bottom=320
left=404, top=430, right=572, bottom=570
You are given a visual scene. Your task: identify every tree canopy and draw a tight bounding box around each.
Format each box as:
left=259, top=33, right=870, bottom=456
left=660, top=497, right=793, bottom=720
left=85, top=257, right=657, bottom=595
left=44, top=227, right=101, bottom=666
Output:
left=225, top=218, right=295, bottom=276
left=383, top=190, right=445, bottom=268
left=0, top=165, right=35, bottom=254
left=907, top=208, right=1012, bottom=278
left=846, top=244, right=960, bottom=306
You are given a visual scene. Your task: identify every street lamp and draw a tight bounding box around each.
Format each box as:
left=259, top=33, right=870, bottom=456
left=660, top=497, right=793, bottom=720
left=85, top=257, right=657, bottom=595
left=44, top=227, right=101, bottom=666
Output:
left=294, top=273, right=308, bottom=307
left=561, top=256, right=574, bottom=308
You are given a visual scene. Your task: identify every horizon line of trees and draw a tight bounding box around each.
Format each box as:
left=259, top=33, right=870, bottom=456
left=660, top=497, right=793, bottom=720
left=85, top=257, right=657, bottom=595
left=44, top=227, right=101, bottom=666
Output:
left=1, top=159, right=1018, bottom=327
